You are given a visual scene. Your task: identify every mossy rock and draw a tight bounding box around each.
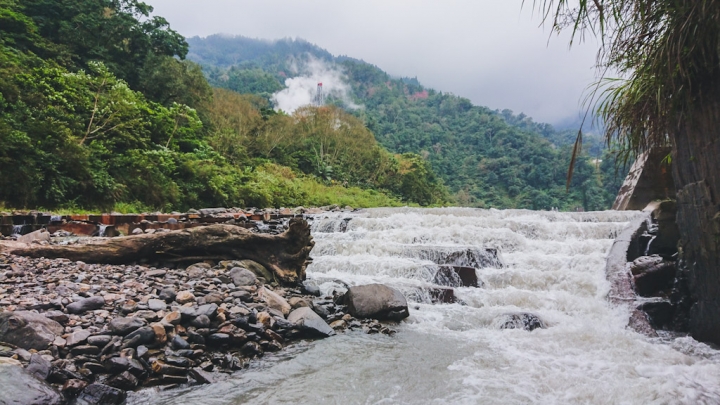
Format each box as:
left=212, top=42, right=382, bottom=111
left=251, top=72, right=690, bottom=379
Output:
left=219, top=260, right=275, bottom=283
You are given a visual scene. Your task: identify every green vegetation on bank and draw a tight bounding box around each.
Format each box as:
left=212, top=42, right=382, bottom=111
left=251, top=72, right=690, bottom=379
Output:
left=189, top=35, right=630, bottom=211
left=0, top=0, right=446, bottom=210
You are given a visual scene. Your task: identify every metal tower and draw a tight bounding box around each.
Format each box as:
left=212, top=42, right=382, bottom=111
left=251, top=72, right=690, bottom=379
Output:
left=316, top=82, right=324, bottom=106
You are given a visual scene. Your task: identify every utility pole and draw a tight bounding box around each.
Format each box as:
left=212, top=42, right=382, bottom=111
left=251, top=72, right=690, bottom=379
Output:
left=315, top=82, right=324, bottom=106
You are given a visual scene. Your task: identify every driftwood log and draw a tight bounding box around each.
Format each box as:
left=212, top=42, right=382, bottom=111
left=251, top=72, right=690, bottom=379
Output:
left=2, top=218, right=314, bottom=285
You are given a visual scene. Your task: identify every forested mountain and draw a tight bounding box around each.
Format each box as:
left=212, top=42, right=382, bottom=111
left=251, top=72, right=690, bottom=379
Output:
left=188, top=35, right=629, bottom=210
left=0, top=1, right=446, bottom=211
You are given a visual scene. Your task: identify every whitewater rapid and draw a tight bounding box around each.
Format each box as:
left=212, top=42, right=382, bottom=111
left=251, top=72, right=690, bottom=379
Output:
left=130, top=208, right=720, bottom=404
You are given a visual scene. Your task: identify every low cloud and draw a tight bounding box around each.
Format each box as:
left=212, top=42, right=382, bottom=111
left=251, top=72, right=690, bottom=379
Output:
left=272, top=56, right=361, bottom=113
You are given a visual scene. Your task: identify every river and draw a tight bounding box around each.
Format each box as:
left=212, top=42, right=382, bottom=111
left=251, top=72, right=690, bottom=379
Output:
left=129, top=208, right=720, bottom=404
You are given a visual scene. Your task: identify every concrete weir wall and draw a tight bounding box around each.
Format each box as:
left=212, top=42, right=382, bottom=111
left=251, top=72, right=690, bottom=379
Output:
left=0, top=208, right=303, bottom=237
left=605, top=212, right=658, bottom=336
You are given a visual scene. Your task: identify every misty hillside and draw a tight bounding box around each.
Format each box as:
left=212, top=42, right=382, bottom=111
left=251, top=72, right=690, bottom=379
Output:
left=0, top=2, right=448, bottom=211
left=188, top=34, right=628, bottom=210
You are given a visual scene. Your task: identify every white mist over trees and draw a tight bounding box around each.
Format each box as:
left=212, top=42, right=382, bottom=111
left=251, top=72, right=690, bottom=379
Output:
left=272, top=57, right=362, bottom=113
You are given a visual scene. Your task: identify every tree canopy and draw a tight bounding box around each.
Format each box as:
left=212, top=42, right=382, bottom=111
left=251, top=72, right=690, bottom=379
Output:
left=0, top=0, right=447, bottom=211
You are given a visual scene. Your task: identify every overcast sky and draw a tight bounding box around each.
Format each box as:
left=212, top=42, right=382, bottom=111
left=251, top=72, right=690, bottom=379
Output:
left=145, top=0, right=601, bottom=127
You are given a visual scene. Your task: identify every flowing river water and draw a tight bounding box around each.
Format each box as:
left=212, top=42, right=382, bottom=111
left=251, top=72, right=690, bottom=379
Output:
left=130, top=208, right=720, bottom=404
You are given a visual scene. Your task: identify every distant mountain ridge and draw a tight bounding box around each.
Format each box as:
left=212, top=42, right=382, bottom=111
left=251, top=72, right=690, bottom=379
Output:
left=188, top=34, right=625, bottom=210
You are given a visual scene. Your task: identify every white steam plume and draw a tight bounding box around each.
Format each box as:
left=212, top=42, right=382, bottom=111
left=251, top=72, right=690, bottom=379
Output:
left=272, top=56, right=362, bottom=113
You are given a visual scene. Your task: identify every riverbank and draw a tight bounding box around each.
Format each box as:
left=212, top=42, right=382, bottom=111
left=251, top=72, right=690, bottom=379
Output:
left=0, top=252, right=400, bottom=404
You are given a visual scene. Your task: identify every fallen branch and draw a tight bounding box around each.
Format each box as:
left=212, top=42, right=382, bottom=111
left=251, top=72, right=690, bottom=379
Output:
left=3, top=218, right=314, bottom=285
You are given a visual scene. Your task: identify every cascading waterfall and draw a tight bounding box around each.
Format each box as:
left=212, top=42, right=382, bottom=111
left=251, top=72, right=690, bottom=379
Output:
left=97, top=224, right=108, bottom=237
left=10, top=224, right=25, bottom=237
left=130, top=208, right=720, bottom=405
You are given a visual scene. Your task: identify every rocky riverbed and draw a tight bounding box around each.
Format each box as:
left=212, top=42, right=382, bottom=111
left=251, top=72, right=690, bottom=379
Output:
left=0, top=253, right=404, bottom=404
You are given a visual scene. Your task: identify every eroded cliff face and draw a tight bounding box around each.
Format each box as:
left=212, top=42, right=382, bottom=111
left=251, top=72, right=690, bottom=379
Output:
left=672, top=112, right=720, bottom=344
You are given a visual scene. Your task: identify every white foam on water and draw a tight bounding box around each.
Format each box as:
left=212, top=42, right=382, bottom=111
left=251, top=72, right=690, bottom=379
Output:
left=130, top=208, right=720, bottom=405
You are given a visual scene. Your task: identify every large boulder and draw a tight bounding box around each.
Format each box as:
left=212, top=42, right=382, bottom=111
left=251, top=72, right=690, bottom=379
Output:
left=17, top=229, right=51, bottom=244
left=630, top=255, right=677, bottom=297
left=0, top=311, right=63, bottom=351
left=287, top=307, right=335, bottom=337
left=228, top=267, right=257, bottom=286
left=499, top=313, right=546, bottom=331
left=343, top=284, right=409, bottom=321
left=0, top=363, right=63, bottom=405
left=74, top=383, right=126, bottom=405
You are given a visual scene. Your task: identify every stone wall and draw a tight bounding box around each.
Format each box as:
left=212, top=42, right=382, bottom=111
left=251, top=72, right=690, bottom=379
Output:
left=672, top=112, right=720, bottom=344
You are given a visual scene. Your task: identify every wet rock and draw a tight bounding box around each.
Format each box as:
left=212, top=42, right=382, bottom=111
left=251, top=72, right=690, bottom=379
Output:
left=122, top=326, right=155, bottom=347
left=186, top=329, right=205, bottom=345
left=120, top=300, right=138, bottom=314
left=75, top=383, right=126, bottom=405
left=83, top=362, right=105, bottom=374
left=0, top=311, right=63, bottom=350
left=13, top=348, right=32, bottom=362
left=287, top=307, right=335, bottom=337
left=71, top=345, right=101, bottom=356
left=107, top=370, right=138, bottom=390
left=171, top=335, right=191, bottom=350
left=228, top=267, right=257, bottom=286
left=65, top=329, right=91, bottom=346
left=330, top=320, right=347, bottom=330
left=17, top=229, right=51, bottom=244
left=344, top=284, right=410, bottom=321
left=631, top=256, right=677, bottom=297
left=87, top=335, right=112, bottom=347
left=302, top=281, right=322, bottom=297
left=204, top=292, right=225, bottom=305
left=186, top=263, right=210, bottom=279
left=190, top=315, right=211, bottom=328
left=147, top=299, right=166, bottom=311
left=259, top=287, right=291, bottom=316
left=66, top=296, right=105, bottom=314
left=234, top=260, right=274, bottom=283
left=188, top=367, right=215, bottom=384
left=54, top=335, right=68, bottom=348
left=146, top=269, right=167, bottom=278
left=162, top=311, right=182, bottom=326
left=195, top=303, right=218, bottom=319
left=649, top=201, right=680, bottom=257
left=151, top=323, right=167, bottom=344
left=109, top=317, right=145, bottom=335
left=311, top=303, right=331, bottom=319
left=62, top=379, right=88, bottom=397
left=133, top=310, right=158, bottom=322
left=230, top=290, right=252, bottom=302
left=103, top=357, right=130, bottom=374
left=240, top=341, right=263, bottom=357
left=0, top=364, right=63, bottom=405
left=151, top=360, right=187, bottom=376
left=434, top=265, right=481, bottom=288
left=207, top=333, right=231, bottom=346
left=158, top=288, right=176, bottom=303
left=176, top=291, right=196, bottom=304
left=44, top=310, right=68, bottom=324
left=288, top=297, right=312, bottom=309
left=165, top=356, right=191, bottom=368
left=638, top=300, right=674, bottom=329
left=27, top=353, right=52, bottom=380
left=499, top=313, right=546, bottom=331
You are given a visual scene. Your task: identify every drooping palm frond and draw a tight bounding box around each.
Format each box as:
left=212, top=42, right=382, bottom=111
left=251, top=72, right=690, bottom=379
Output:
left=532, top=0, right=720, bottom=179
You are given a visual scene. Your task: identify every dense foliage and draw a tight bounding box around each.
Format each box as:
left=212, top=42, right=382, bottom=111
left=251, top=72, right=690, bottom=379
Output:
left=0, top=1, right=446, bottom=210
left=190, top=35, right=629, bottom=210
